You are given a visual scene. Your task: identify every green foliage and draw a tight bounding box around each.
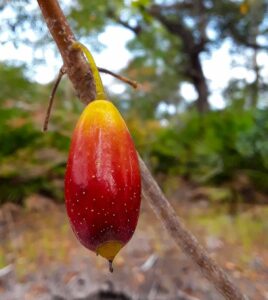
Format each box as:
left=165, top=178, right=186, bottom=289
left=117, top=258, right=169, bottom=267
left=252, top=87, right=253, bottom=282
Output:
left=0, top=63, right=37, bottom=101
left=129, top=108, right=268, bottom=193
left=0, top=103, right=70, bottom=205
left=0, top=124, right=40, bottom=156
left=0, top=63, right=81, bottom=205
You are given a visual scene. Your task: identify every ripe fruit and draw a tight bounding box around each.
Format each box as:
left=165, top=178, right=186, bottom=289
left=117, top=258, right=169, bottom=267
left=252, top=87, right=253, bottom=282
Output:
left=65, top=100, right=141, bottom=271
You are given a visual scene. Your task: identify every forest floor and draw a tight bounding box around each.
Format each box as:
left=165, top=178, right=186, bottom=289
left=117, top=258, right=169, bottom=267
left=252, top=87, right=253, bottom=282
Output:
left=0, top=186, right=268, bottom=300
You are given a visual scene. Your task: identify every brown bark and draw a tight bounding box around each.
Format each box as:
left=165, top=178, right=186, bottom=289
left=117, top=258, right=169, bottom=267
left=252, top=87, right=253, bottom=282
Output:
left=37, top=0, right=96, bottom=103
left=188, top=53, right=209, bottom=113
left=36, top=1, right=247, bottom=299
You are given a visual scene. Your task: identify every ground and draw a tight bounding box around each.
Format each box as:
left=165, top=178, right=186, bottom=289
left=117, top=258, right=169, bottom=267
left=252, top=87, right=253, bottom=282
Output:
left=0, top=190, right=268, bottom=300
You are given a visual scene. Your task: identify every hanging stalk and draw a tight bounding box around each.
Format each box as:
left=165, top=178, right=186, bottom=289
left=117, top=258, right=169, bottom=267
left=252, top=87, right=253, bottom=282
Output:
left=72, top=42, right=107, bottom=100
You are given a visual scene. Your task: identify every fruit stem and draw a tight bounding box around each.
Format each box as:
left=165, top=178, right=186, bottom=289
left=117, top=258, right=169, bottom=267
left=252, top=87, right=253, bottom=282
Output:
left=72, top=41, right=106, bottom=100
left=108, top=260, right=114, bottom=273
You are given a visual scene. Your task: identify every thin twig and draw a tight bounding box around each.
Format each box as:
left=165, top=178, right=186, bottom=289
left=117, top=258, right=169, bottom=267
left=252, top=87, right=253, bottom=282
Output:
left=98, top=67, right=139, bottom=89
left=43, top=66, right=66, bottom=132
left=37, top=1, right=248, bottom=299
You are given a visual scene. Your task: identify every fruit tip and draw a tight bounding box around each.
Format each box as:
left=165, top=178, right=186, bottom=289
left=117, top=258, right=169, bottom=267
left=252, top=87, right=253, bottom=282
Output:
left=108, top=260, right=114, bottom=273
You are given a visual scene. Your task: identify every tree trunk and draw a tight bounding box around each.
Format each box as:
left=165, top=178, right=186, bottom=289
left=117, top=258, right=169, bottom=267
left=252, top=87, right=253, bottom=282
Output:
left=251, top=48, right=259, bottom=108
left=189, top=53, right=209, bottom=113
left=147, top=5, right=210, bottom=113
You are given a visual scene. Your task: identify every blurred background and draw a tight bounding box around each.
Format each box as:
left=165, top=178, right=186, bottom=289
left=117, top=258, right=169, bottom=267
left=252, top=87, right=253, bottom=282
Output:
left=0, top=0, right=268, bottom=299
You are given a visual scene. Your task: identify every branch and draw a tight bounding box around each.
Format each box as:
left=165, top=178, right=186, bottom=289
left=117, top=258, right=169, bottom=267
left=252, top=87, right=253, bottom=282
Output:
left=107, top=8, right=142, bottom=35
left=43, top=66, right=66, bottom=132
left=37, top=1, right=248, bottom=299
left=98, top=67, right=139, bottom=89
left=115, top=18, right=142, bottom=36
left=148, top=4, right=207, bottom=54
left=149, top=5, right=194, bottom=52
left=37, top=0, right=96, bottom=103
left=195, top=0, right=209, bottom=50
left=230, top=27, right=268, bottom=50
left=139, top=156, right=247, bottom=300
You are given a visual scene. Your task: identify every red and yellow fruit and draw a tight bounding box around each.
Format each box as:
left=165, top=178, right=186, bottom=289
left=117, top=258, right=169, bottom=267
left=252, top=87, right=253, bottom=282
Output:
left=65, top=99, right=141, bottom=268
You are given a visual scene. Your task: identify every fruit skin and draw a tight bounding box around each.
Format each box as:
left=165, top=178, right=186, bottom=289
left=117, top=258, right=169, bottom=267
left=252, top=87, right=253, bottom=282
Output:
left=65, top=100, right=141, bottom=261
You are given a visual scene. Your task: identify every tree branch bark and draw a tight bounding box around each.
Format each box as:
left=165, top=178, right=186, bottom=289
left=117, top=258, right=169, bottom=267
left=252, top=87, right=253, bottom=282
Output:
left=37, top=0, right=96, bottom=103
left=36, top=1, right=248, bottom=299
